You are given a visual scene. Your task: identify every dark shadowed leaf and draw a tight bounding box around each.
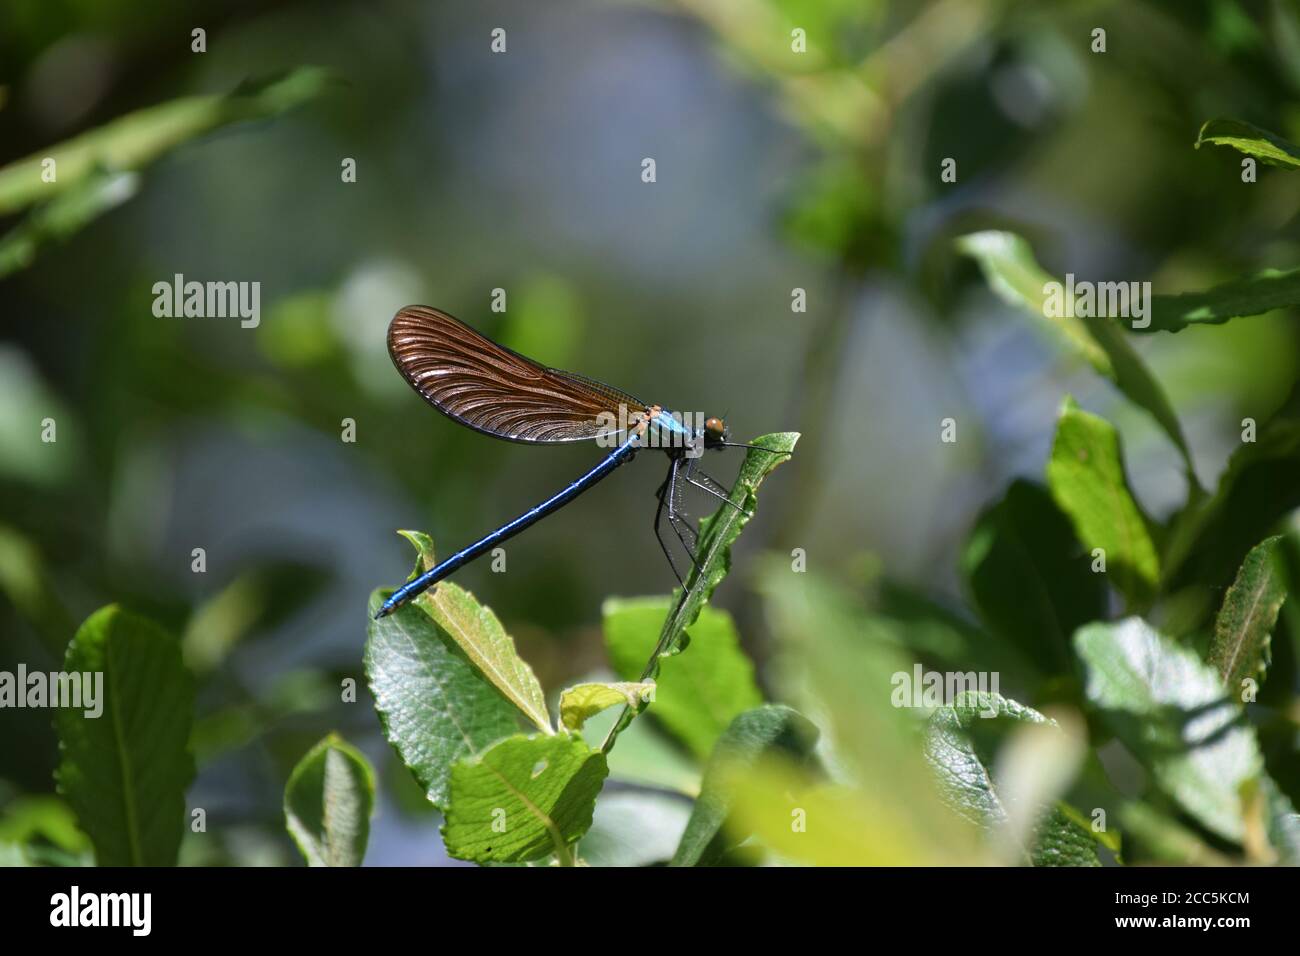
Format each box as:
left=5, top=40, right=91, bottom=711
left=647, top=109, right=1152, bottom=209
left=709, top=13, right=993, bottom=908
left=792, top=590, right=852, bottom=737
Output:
left=1142, top=268, right=1300, bottom=334
left=1209, top=535, right=1288, bottom=694
left=961, top=479, right=1106, bottom=675
left=55, top=606, right=195, bottom=866
left=1163, top=384, right=1300, bottom=595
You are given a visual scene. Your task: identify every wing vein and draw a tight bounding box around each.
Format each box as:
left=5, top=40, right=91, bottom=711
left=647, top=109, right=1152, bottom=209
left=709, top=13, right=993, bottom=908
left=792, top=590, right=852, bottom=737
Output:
left=387, top=306, right=646, bottom=444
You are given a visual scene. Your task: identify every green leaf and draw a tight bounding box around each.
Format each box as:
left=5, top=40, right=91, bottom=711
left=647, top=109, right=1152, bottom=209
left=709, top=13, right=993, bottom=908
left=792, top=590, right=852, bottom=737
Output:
left=398, top=530, right=551, bottom=733
left=961, top=479, right=1106, bottom=675
left=923, top=692, right=1099, bottom=866
left=0, top=69, right=331, bottom=276
left=1046, top=398, right=1159, bottom=608
left=0, top=68, right=333, bottom=216
left=600, top=432, right=797, bottom=752
left=1075, top=618, right=1264, bottom=842
left=1161, top=385, right=1300, bottom=589
left=1142, top=268, right=1300, bottom=334
left=283, top=733, right=376, bottom=867
left=1195, top=118, right=1300, bottom=169
left=365, top=589, right=521, bottom=810
left=54, top=606, right=195, bottom=866
left=671, top=705, right=819, bottom=867
left=1209, top=535, right=1288, bottom=693
left=726, top=758, right=960, bottom=865
left=1117, top=801, right=1231, bottom=865
left=958, top=226, right=1300, bottom=337
left=925, top=693, right=1051, bottom=827
left=0, top=170, right=138, bottom=278
left=956, top=231, right=1195, bottom=477
left=442, top=734, right=608, bottom=864
left=604, top=598, right=763, bottom=760
left=559, top=681, right=655, bottom=732
left=956, top=231, right=1107, bottom=369
left=0, top=524, right=74, bottom=659
left=754, top=566, right=986, bottom=863
left=1030, top=806, right=1107, bottom=867
left=0, top=796, right=90, bottom=863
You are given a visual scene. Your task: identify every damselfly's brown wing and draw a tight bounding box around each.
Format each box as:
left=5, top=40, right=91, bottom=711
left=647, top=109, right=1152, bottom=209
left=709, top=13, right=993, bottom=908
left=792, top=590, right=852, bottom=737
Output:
left=387, top=306, right=646, bottom=443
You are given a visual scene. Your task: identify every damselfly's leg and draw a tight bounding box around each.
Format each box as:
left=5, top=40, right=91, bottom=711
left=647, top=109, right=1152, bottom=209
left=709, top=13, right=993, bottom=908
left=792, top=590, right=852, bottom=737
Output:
left=666, top=456, right=702, bottom=576
left=653, top=473, right=688, bottom=588
left=683, top=456, right=752, bottom=517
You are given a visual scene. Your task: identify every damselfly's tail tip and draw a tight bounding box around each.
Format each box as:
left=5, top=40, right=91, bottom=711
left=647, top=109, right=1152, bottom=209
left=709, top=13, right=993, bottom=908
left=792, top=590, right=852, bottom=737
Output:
left=373, top=602, right=394, bottom=621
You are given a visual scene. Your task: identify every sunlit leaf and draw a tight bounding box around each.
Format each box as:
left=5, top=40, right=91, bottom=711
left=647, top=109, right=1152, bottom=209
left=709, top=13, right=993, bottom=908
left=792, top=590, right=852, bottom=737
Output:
left=365, top=588, right=521, bottom=810
left=442, top=734, right=608, bottom=864
left=604, top=598, right=762, bottom=759
left=559, top=681, right=655, bottom=732
left=1075, top=618, right=1263, bottom=843
left=600, top=432, right=797, bottom=752
left=1195, top=117, right=1300, bottom=169
left=1046, top=398, right=1159, bottom=608
left=400, top=530, right=551, bottom=734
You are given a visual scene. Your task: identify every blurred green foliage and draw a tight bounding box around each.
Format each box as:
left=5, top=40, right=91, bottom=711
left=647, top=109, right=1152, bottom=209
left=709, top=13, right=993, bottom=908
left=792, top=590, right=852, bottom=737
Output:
left=3, top=0, right=1300, bottom=867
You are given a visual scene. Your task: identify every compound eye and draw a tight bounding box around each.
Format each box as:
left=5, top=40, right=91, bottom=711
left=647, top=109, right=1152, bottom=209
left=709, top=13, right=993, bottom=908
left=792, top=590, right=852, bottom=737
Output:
left=704, top=417, right=726, bottom=439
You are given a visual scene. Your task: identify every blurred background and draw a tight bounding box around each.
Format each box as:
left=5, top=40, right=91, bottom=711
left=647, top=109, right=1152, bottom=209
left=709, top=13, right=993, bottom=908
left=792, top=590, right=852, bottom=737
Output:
left=2, top=0, right=1300, bottom=865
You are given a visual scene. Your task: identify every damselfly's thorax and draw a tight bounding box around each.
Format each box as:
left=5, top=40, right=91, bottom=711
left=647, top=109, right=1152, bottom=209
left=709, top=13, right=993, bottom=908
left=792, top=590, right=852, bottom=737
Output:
left=629, top=406, right=729, bottom=458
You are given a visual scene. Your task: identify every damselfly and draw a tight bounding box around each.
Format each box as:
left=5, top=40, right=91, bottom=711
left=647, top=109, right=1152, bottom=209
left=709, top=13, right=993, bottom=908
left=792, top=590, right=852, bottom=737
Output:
left=374, top=306, right=776, bottom=619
